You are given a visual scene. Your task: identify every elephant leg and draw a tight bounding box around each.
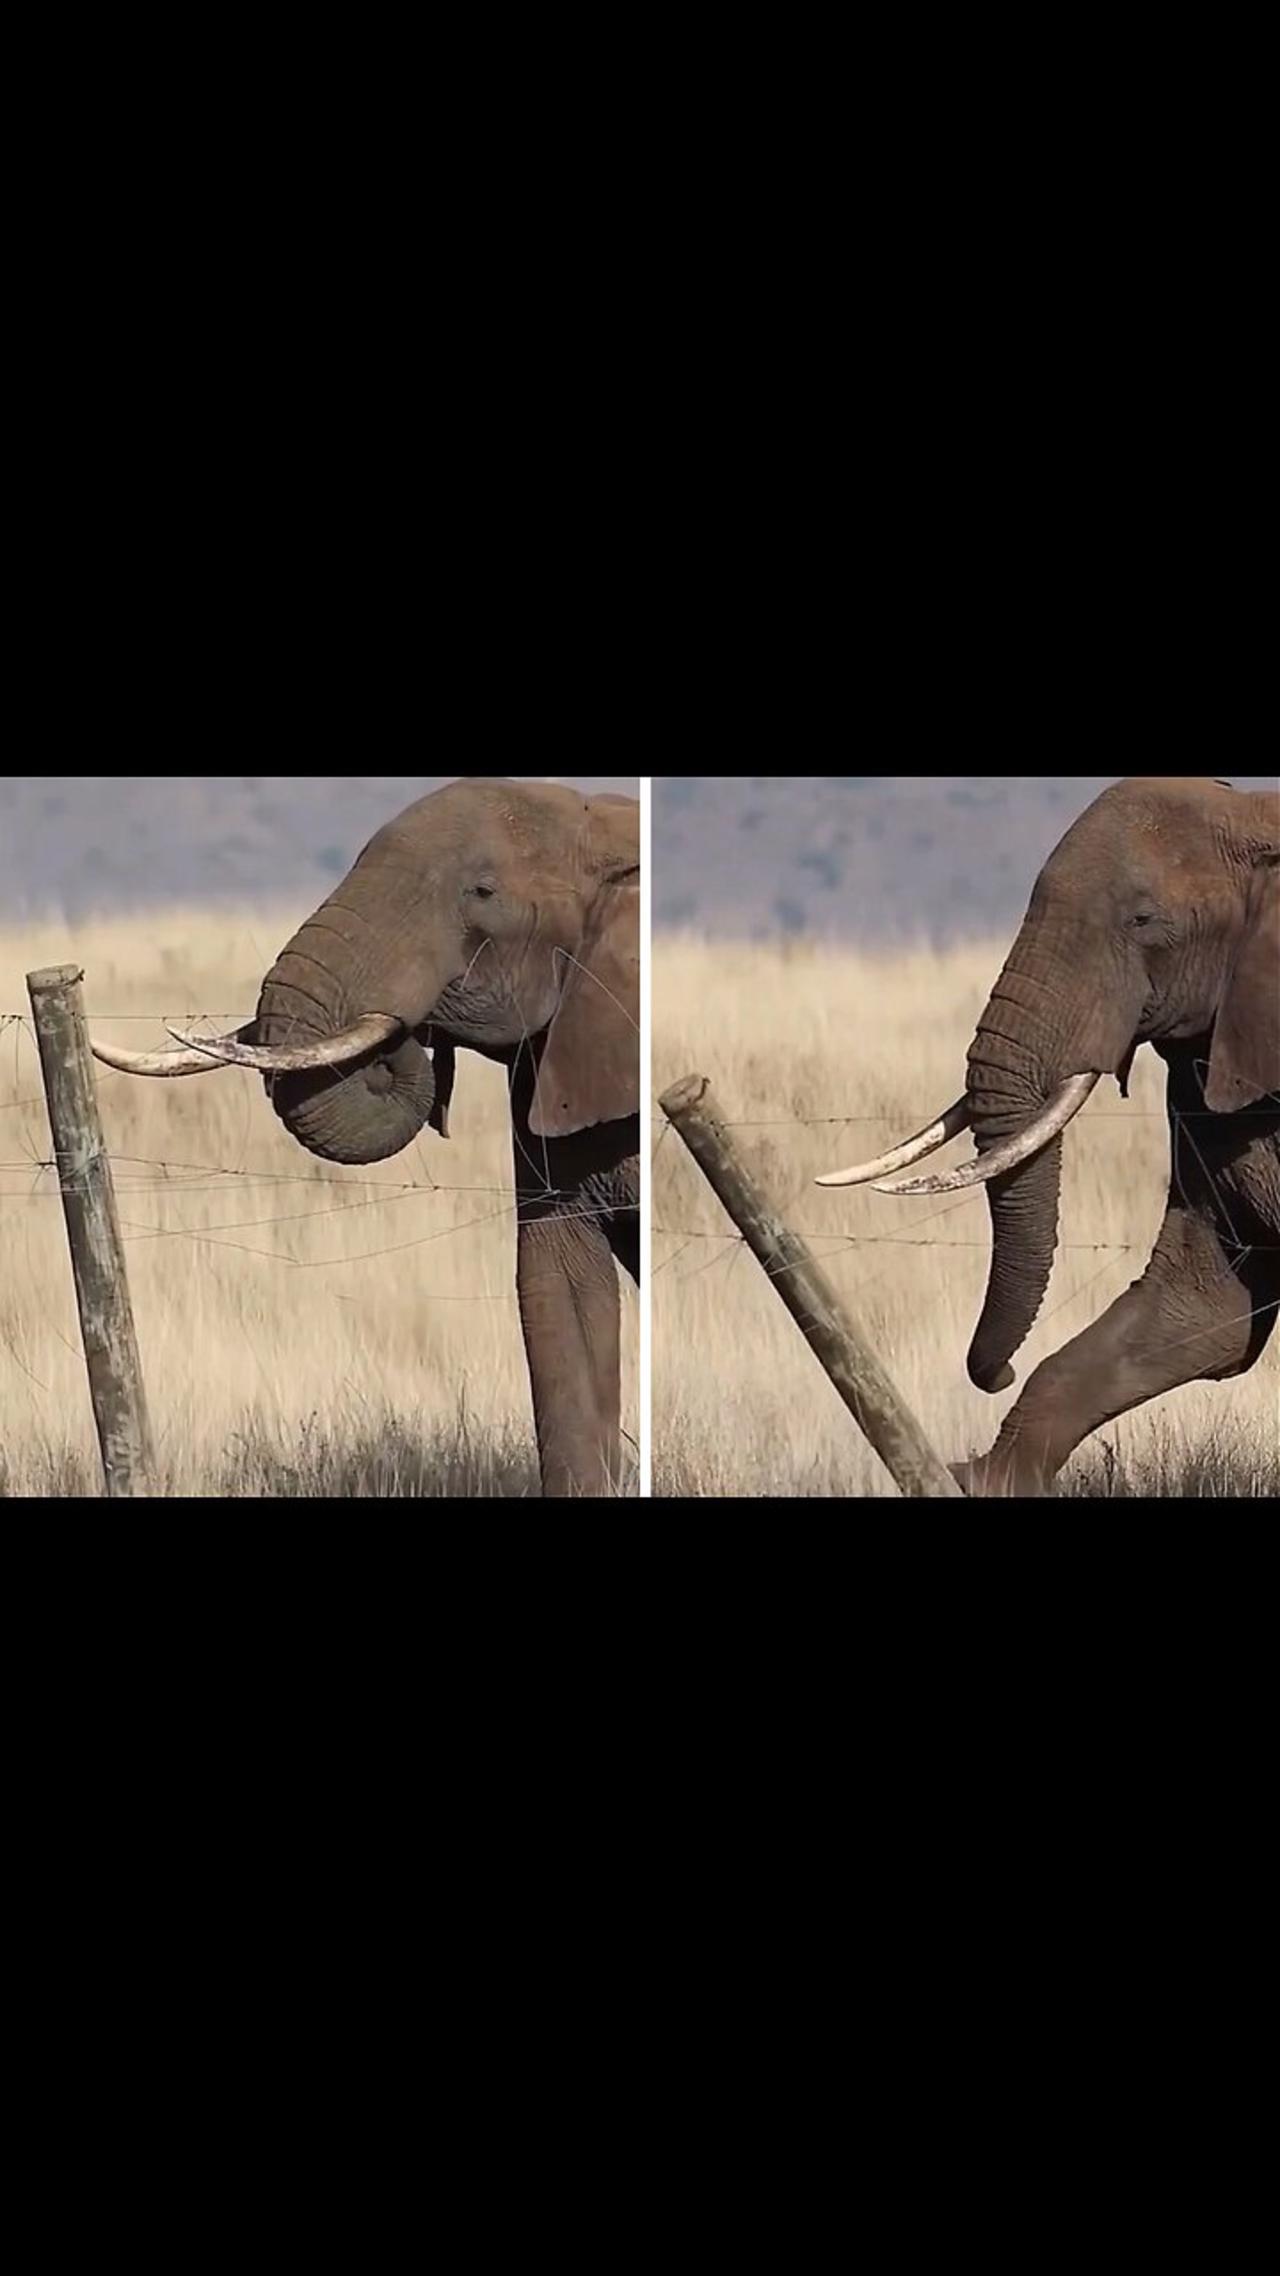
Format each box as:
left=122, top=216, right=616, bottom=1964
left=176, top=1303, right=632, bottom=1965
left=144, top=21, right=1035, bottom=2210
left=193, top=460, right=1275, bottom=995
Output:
left=957, top=1206, right=1279, bottom=1498
left=517, top=1215, right=622, bottom=1498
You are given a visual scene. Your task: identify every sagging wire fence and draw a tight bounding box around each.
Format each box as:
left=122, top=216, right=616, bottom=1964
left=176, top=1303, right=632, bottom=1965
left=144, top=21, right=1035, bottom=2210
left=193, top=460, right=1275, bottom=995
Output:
left=651, top=1084, right=1158, bottom=1351
left=5, top=973, right=643, bottom=1496
left=655, top=1070, right=1279, bottom=1507
left=652, top=1086, right=1280, bottom=1378
left=6, top=939, right=652, bottom=1507
left=0, top=1007, right=635, bottom=1295
left=652, top=1097, right=1152, bottom=1277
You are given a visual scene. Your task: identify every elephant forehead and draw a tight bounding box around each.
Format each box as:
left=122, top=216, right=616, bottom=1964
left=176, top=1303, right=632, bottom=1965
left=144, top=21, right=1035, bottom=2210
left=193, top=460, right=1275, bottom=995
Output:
left=384, top=777, right=590, bottom=847
left=1054, top=782, right=1232, bottom=877
left=1096, top=776, right=1234, bottom=808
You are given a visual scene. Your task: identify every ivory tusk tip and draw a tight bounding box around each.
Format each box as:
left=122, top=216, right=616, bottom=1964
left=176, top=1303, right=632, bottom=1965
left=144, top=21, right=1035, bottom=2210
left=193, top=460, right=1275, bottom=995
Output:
left=89, top=1036, right=240, bottom=1077
left=812, top=1099, right=972, bottom=1191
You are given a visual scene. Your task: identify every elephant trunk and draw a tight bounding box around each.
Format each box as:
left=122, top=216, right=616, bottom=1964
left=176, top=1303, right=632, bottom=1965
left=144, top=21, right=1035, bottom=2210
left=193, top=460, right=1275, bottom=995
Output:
left=965, top=964, right=1070, bottom=1392
left=255, top=902, right=448, bottom=1166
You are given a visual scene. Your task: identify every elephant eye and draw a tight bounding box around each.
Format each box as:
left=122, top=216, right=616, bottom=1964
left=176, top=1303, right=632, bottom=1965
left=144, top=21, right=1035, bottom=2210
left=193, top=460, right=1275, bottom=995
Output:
left=1129, top=910, right=1157, bottom=931
left=471, top=885, right=496, bottom=902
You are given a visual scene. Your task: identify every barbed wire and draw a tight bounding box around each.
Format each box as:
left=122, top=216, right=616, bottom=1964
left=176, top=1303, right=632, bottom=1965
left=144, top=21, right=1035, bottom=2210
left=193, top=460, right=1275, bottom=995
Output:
left=0, top=1153, right=638, bottom=1299
left=0, top=1012, right=257, bottom=1023
left=651, top=1209, right=1280, bottom=1371
left=0, top=1154, right=522, bottom=1197
left=0, top=1016, right=637, bottom=1262
left=0, top=1056, right=637, bottom=1291
left=116, top=1198, right=523, bottom=1273
left=0, top=1006, right=648, bottom=1451
left=0, top=1155, right=634, bottom=1263
left=654, top=1226, right=1143, bottom=1250
left=652, top=1108, right=1172, bottom=1126
left=0, top=1012, right=256, bottom=1021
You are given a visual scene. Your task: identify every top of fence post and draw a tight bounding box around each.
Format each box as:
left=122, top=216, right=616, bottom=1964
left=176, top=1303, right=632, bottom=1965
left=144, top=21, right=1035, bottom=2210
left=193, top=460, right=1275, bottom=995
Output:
left=28, top=964, right=87, bottom=993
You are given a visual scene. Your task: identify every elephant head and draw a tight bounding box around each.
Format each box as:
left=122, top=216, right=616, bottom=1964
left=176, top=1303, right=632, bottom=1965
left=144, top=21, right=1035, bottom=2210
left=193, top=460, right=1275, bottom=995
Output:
left=820, top=777, right=1280, bottom=1393
left=93, top=779, right=640, bottom=1165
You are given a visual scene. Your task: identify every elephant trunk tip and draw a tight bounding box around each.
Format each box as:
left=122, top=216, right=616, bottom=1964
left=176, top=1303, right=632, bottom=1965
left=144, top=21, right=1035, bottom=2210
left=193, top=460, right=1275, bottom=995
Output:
left=969, top=1353, right=1016, bottom=1394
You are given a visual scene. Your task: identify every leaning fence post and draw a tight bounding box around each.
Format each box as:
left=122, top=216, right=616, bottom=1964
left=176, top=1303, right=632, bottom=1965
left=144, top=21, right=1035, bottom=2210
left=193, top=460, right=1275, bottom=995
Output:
left=660, top=1073, right=963, bottom=1498
left=27, top=965, right=157, bottom=1498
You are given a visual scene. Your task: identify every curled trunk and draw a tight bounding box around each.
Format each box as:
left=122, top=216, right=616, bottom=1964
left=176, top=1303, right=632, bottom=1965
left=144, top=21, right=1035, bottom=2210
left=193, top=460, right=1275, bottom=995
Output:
left=255, top=915, right=438, bottom=1166
left=264, top=1039, right=438, bottom=1165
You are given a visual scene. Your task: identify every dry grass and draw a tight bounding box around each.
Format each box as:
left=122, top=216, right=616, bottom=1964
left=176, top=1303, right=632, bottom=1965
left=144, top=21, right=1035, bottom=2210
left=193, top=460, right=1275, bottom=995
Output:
left=654, top=936, right=1277, bottom=1500
left=0, top=907, right=637, bottom=1497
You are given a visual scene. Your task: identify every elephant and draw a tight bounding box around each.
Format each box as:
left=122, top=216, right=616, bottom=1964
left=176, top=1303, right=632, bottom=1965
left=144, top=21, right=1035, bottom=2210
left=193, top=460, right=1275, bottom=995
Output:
left=92, top=778, right=640, bottom=1498
left=818, top=777, right=1279, bottom=1497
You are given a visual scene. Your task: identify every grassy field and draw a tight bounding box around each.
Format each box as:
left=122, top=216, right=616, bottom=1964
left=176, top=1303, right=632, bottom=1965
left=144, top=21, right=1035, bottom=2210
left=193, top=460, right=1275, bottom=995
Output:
left=0, top=907, right=637, bottom=1497
left=654, top=936, right=1278, bottom=1499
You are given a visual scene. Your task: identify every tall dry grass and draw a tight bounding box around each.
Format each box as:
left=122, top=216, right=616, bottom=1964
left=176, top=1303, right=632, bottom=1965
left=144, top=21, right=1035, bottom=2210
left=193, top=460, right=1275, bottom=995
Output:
left=654, top=936, right=1277, bottom=1499
left=0, top=907, right=637, bottom=1497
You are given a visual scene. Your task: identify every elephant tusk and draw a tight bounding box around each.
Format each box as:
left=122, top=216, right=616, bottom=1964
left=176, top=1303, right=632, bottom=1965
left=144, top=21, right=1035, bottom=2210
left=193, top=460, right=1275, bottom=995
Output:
left=872, top=1073, right=1101, bottom=1195
left=815, top=1098, right=971, bottom=1188
left=165, top=1013, right=404, bottom=1074
left=91, top=1025, right=259, bottom=1077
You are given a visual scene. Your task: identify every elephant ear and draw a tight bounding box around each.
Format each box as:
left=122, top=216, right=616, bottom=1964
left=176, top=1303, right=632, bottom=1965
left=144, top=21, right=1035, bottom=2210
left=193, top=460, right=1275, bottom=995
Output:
left=1205, top=856, right=1280, bottom=1112
left=530, top=875, right=640, bottom=1139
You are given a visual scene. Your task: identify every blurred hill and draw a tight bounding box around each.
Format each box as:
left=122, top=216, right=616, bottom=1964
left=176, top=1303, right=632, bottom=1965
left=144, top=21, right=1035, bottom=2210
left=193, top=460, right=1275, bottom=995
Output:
left=655, top=775, right=1278, bottom=944
left=0, top=776, right=638, bottom=917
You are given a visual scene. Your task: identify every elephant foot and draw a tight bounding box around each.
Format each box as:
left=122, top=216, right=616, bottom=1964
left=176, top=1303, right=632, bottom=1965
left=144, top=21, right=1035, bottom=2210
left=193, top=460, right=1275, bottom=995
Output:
left=951, top=1453, right=1056, bottom=1501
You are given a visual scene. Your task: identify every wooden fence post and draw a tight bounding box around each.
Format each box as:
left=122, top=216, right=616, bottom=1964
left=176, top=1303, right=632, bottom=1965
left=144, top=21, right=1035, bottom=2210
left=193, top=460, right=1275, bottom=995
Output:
left=27, top=965, right=157, bottom=1498
left=660, top=1073, right=963, bottom=1499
